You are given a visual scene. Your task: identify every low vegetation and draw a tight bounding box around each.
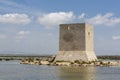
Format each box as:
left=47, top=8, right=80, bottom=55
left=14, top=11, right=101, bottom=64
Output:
left=97, top=55, right=120, bottom=60
left=0, top=58, right=2, bottom=61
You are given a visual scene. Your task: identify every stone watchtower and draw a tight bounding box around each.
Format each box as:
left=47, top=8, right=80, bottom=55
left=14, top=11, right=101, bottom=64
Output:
left=55, top=23, right=97, bottom=62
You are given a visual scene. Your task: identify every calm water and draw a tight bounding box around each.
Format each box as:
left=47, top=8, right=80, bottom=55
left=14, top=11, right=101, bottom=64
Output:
left=0, top=61, right=120, bottom=80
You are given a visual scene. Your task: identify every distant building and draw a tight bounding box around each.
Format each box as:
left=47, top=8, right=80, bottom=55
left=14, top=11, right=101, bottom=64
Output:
left=55, top=23, right=97, bottom=62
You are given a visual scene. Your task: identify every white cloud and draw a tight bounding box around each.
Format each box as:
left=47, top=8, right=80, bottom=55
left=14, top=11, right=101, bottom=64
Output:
left=15, top=31, right=30, bottom=40
left=112, top=35, right=120, bottom=40
left=86, top=13, right=120, bottom=26
left=0, top=34, right=7, bottom=39
left=0, top=13, right=31, bottom=24
left=78, top=13, right=86, bottom=19
left=0, top=0, right=35, bottom=15
left=38, top=12, right=75, bottom=28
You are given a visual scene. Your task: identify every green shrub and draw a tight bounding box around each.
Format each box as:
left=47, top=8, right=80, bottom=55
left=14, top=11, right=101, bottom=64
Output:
left=5, top=59, right=10, bottom=61
left=81, top=61, right=87, bottom=64
left=36, top=58, right=40, bottom=61
left=0, top=58, right=2, bottom=61
left=100, top=61, right=103, bottom=64
left=56, top=60, right=65, bottom=62
left=74, top=60, right=81, bottom=64
left=71, top=62, right=74, bottom=64
left=27, top=58, right=34, bottom=62
left=108, top=62, right=110, bottom=64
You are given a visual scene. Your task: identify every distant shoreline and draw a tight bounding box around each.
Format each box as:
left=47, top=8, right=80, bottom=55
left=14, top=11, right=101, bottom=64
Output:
left=0, top=55, right=120, bottom=61
left=97, top=55, right=120, bottom=60
left=1, top=55, right=120, bottom=66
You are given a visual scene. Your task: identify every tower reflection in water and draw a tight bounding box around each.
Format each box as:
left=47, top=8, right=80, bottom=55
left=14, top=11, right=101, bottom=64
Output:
left=57, top=66, right=96, bottom=80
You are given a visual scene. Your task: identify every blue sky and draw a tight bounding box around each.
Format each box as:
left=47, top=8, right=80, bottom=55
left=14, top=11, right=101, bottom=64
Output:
left=0, top=0, right=120, bottom=55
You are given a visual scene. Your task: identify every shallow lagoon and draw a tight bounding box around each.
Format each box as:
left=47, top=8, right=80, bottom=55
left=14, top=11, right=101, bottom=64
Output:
left=0, top=61, right=120, bottom=80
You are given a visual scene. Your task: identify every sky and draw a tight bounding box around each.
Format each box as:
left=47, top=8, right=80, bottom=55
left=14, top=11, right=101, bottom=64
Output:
left=0, top=0, right=120, bottom=55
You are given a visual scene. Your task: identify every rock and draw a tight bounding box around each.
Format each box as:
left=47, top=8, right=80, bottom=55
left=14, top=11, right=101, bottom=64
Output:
left=95, top=62, right=101, bottom=66
left=73, top=63, right=80, bottom=66
left=55, top=62, right=71, bottom=66
left=29, top=62, right=34, bottom=65
left=34, top=60, right=40, bottom=65
left=109, top=61, right=120, bottom=66
left=40, top=61, right=50, bottom=65
left=20, top=61, right=29, bottom=64
left=88, top=63, right=95, bottom=66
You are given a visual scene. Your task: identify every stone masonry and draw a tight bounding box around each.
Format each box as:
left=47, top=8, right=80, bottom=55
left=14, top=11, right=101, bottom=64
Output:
left=55, top=23, right=97, bottom=62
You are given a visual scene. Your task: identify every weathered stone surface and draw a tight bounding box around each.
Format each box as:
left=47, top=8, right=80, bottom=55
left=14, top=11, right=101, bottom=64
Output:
left=40, top=61, right=50, bottom=65
left=55, top=62, right=71, bottom=66
left=55, top=51, right=97, bottom=62
left=55, top=23, right=97, bottom=62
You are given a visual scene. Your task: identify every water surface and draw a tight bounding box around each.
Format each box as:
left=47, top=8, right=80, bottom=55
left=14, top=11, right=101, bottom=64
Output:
left=0, top=61, right=120, bottom=80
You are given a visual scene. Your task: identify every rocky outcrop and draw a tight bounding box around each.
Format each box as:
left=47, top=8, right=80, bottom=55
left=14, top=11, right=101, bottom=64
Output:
left=20, top=58, right=120, bottom=67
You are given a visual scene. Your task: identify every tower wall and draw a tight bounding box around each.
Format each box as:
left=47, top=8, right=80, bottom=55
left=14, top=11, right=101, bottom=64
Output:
left=85, top=24, right=94, bottom=51
left=59, top=23, right=85, bottom=51
left=55, top=23, right=97, bottom=62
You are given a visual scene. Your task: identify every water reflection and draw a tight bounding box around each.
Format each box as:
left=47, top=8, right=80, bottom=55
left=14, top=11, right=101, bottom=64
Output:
left=57, top=66, right=96, bottom=80
left=1, top=61, right=119, bottom=80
